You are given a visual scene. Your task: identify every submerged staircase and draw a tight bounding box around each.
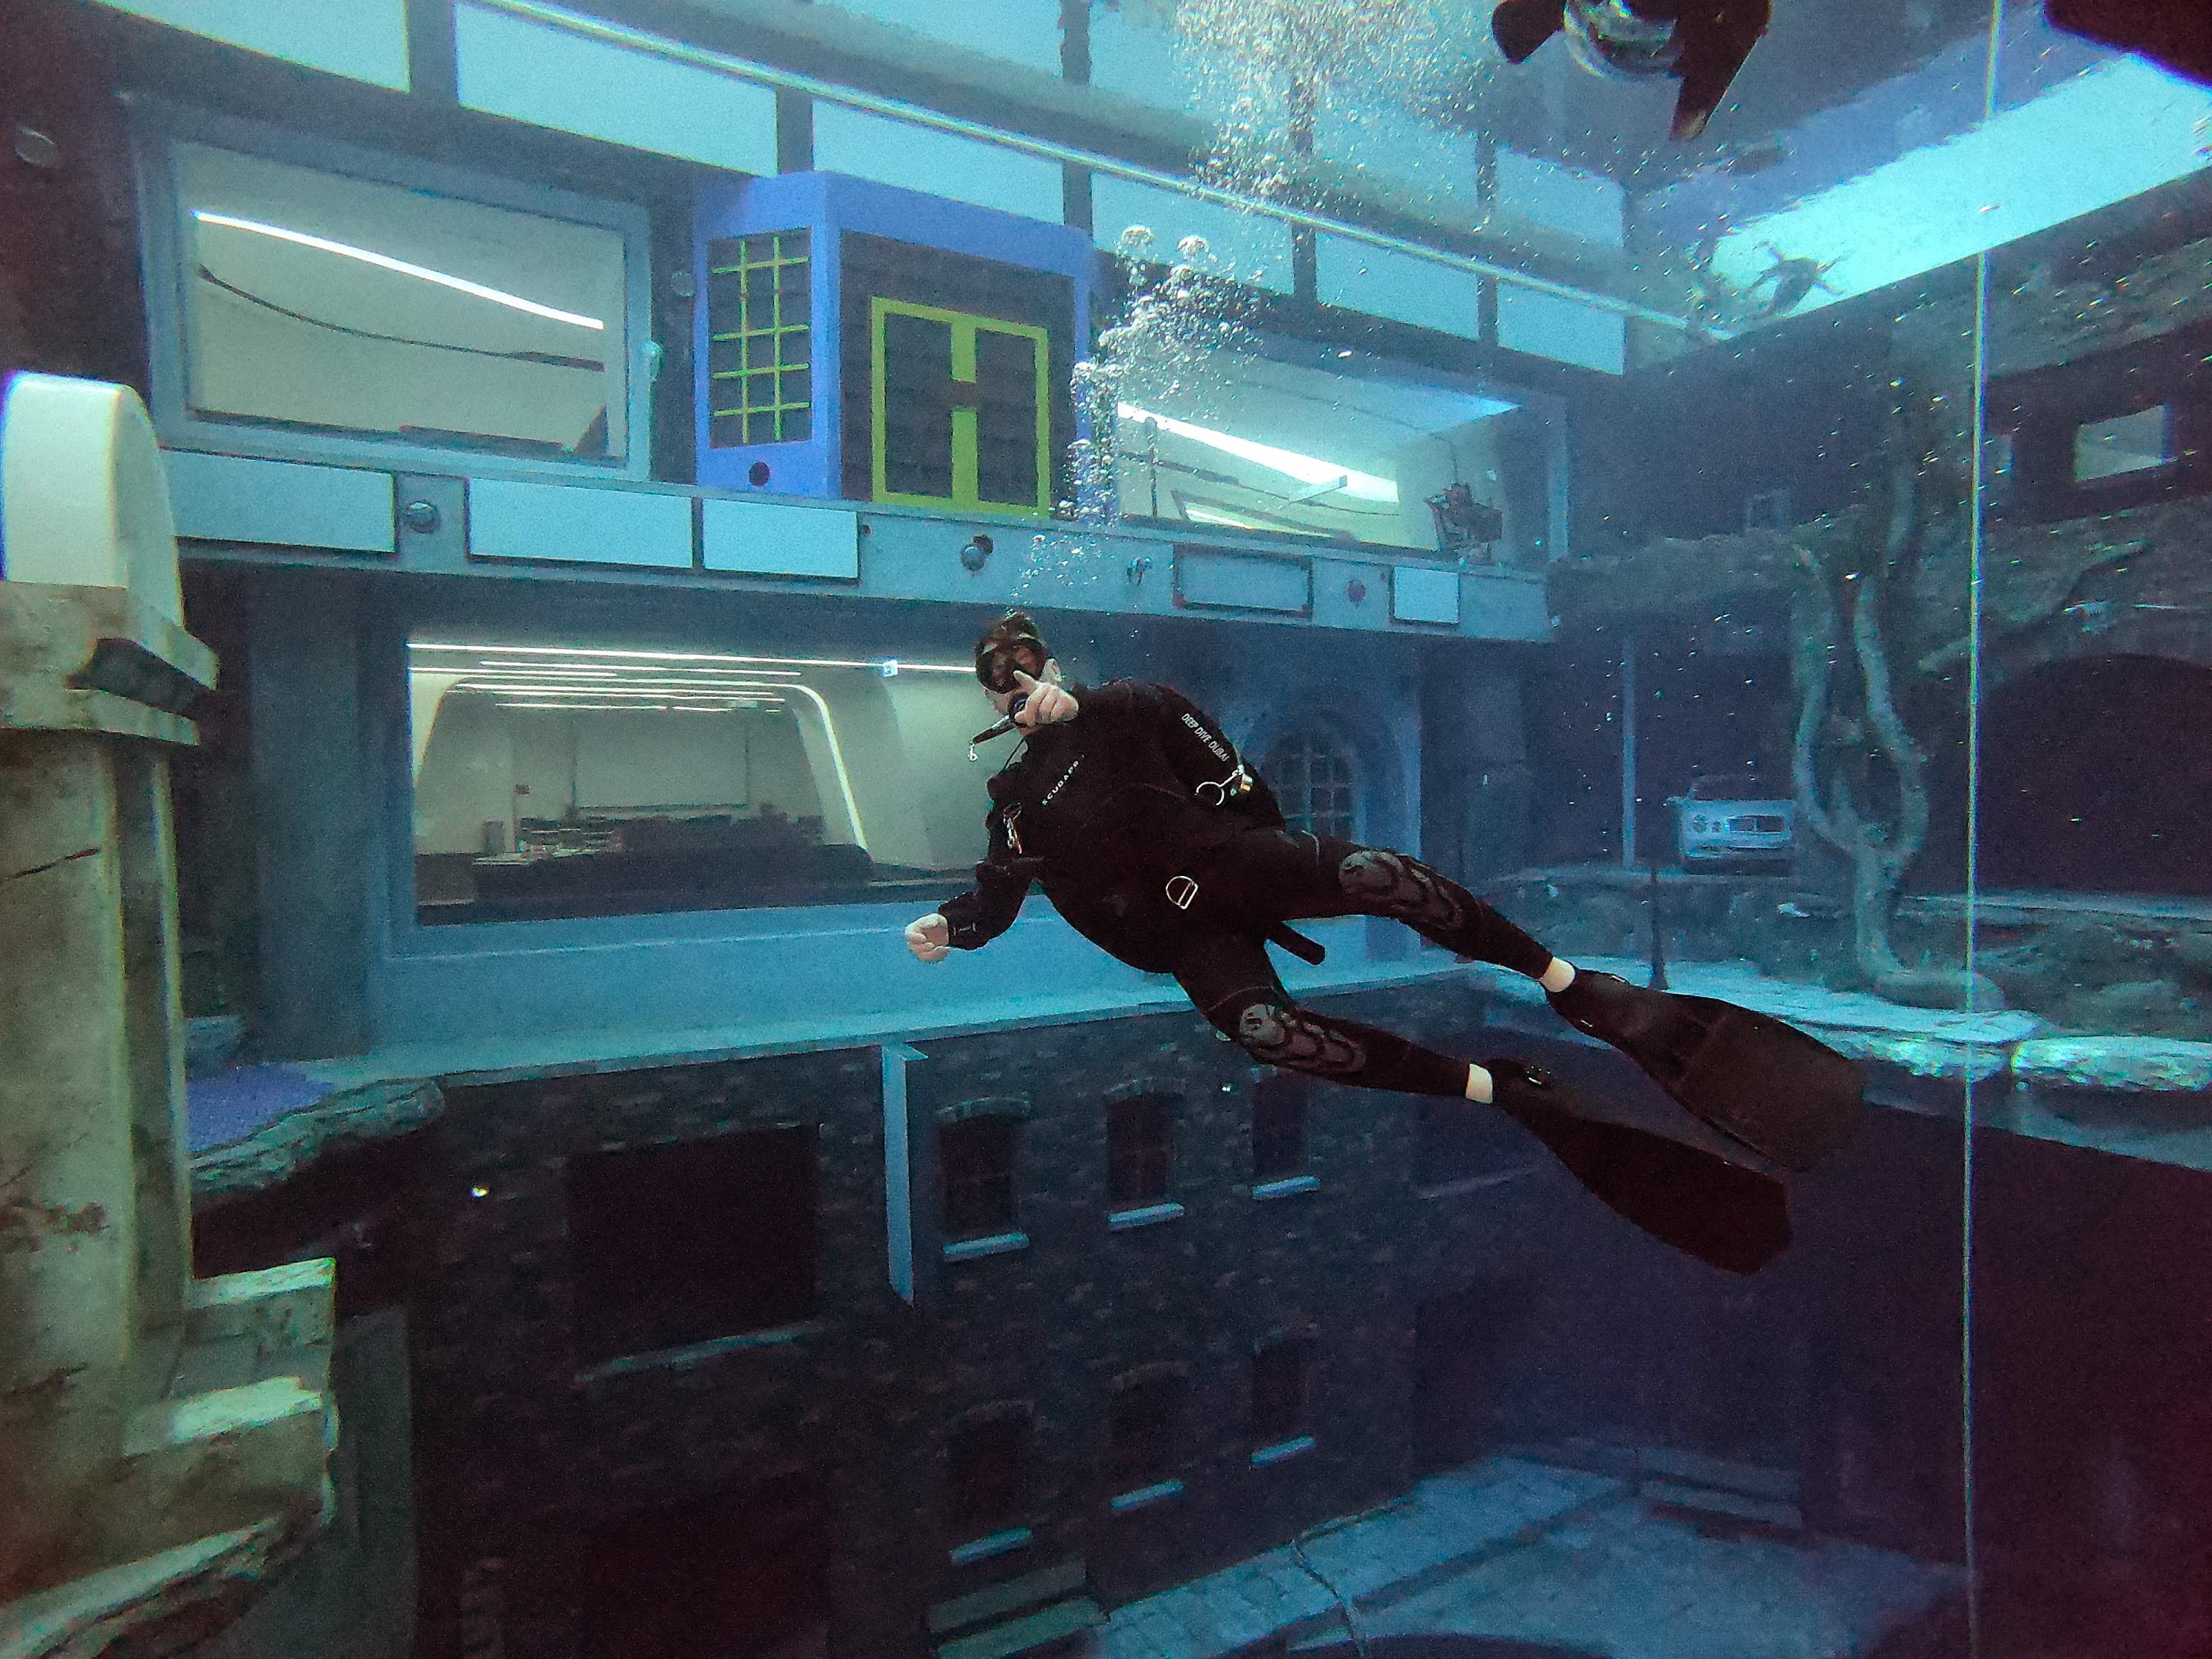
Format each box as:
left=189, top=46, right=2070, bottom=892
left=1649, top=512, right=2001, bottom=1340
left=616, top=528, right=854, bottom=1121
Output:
left=928, top=1558, right=1104, bottom=1659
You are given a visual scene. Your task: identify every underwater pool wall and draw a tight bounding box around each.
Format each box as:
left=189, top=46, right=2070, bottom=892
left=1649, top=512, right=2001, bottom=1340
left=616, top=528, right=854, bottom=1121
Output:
left=189, top=504, right=1544, bottom=1062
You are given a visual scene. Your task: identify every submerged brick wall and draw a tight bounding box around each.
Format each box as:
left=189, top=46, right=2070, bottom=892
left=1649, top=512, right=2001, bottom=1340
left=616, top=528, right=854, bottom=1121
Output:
left=198, top=973, right=1818, bottom=1659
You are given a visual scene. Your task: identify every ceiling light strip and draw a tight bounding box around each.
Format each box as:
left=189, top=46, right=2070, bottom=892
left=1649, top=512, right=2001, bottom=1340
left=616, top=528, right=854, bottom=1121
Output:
left=192, top=210, right=606, bottom=330
left=411, top=642, right=970, bottom=672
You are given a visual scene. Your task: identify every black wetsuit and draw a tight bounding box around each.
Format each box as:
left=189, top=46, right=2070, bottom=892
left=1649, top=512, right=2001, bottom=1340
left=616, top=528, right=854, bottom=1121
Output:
left=935, top=679, right=1555, bottom=1097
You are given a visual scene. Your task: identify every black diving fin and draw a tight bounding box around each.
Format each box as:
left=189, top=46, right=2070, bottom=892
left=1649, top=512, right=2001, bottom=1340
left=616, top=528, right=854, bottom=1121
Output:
left=1487, top=1060, right=1792, bottom=1276
left=1547, top=971, right=1863, bottom=1173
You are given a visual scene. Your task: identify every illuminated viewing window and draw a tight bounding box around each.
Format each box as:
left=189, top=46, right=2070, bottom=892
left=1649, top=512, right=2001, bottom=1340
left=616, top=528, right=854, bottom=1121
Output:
left=706, top=230, right=812, bottom=448
left=170, top=141, right=633, bottom=465
left=407, top=637, right=990, bottom=924
left=2073, top=406, right=2173, bottom=484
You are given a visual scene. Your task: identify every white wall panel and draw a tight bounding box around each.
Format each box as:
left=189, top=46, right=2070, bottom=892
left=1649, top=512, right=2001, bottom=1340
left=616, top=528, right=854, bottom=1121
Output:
left=701, top=499, right=859, bottom=580
left=1315, top=237, right=1481, bottom=339
left=455, top=4, right=778, bottom=175
left=1497, top=282, right=1627, bottom=375
left=1316, top=107, right=1484, bottom=218
left=467, top=478, right=693, bottom=568
left=164, top=450, right=395, bottom=552
left=818, top=0, right=1063, bottom=76
left=1496, top=149, right=1626, bottom=248
left=813, top=105, right=1065, bottom=224
left=1087, top=7, right=1196, bottom=114
left=96, top=0, right=408, bottom=89
left=1088, top=175, right=1294, bottom=293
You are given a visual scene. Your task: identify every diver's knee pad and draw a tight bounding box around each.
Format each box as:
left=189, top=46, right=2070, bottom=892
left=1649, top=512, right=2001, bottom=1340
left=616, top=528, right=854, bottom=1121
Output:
left=1235, top=999, right=1369, bottom=1079
left=1336, top=847, right=1470, bottom=934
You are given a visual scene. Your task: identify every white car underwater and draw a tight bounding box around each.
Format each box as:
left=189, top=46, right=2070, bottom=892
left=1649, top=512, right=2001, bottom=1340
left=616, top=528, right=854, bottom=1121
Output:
left=1669, top=776, right=1795, bottom=866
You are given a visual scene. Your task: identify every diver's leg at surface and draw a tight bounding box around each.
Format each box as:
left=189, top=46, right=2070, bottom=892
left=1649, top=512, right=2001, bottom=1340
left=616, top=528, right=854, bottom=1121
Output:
left=1170, top=934, right=1794, bottom=1274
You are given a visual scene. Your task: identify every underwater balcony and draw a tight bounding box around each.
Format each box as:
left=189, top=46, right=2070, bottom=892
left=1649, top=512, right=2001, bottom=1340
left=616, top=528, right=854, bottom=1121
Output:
left=160, top=450, right=1552, bottom=644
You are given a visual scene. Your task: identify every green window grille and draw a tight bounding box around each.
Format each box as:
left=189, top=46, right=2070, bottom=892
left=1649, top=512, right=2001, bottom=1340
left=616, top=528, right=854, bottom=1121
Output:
left=869, top=298, right=1051, bottom=517
left=706, top=230, right=813, bottom=448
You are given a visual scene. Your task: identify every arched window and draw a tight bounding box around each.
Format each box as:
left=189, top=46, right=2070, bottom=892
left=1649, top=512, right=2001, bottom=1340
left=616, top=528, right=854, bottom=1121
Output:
left=1265, top=727, right=1356, bottom=841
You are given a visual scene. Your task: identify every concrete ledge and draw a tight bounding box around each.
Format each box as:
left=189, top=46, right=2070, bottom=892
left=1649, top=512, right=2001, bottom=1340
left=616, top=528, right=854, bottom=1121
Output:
left=192, top=1079, right=442, bottom=1204
left=2014, top=1034, right=2212, bottom=1092
left=186, top=1261, right=337, bottom=1352
left=0, top=1521, right=299, bottom=1659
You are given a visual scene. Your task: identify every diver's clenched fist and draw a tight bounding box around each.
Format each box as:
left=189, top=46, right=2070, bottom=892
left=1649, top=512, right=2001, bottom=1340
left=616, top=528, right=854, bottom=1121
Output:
left=905, top=913, right=951, bottom=962
left=1010, top=669, right=1077, bottom=727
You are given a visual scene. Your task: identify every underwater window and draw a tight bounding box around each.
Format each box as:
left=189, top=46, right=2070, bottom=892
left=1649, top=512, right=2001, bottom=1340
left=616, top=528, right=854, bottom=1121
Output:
left=580, top=1474, right=827, bottom=1659
left=154, top=131, right=644, bottom=473
left=1107, top=1092, right=1176, bottom=1208
left=2073, top=406, right=2174, bottom=483
left=949, top=1413, right=1029, bottom=1540
left=1109, top=1374, right=1186, bottom=1495
left=567, top=1125, right=819, bottom=1364
left=1251, top=1340, right=1313, bottom=1447
left=942, top=1116, right=1020, bottom=1242
left=1251, top=1074, right=1310, bottom=1183
left=406, top=635, right=990, bottom=924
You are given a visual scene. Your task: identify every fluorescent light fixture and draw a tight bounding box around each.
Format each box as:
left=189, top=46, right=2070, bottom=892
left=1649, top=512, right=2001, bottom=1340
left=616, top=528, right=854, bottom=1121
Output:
left=193, top=210, right=607, bottom=330
left=1709, top=57, right=2212, bottom=320
left=458, top=682, right=791, bottom=698
left=410, top=642, right=971, bottom=673
left=1180, top=504, right=1270, bottom=530
left=1117, top=403, right=1399, bottom=504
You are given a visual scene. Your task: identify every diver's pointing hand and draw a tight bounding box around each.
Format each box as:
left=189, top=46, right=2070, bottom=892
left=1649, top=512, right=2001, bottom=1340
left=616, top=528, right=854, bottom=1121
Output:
left=905, top=913, right=950, bottom=963
left=1012, top=670, right=1078, bottom=728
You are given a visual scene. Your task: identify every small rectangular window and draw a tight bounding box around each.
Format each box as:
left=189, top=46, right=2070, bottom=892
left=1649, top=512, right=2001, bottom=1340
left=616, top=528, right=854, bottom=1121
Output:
left=2074, top=406, right=2173, bottom=483
left=1251, top=1074, right=1309, bottom=1183
left=170, top=140, right=633, bottom=467
left=581, top=1475, right=827, bottom=1659
left=942, top=1117, right=1019, bottom=1241
left=1416, top=1097, right=1503, bottom=1190
left=568, top=1126, right=817, bottom=1363
left=1251, top=1342, right=1312, bottom=1447
left=950, top=1416, right=1027, bottom=1538
left=1742, top=486, right=1791, bottom=530
left=706, top=231, right=813, bottom=448
left=1107, top=1093, right=1175, bottom=1208
left=1110, top=1375, right=1185, bottom=1493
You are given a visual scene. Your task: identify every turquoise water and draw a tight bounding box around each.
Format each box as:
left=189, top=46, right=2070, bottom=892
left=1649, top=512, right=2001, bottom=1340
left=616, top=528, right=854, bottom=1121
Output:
left=24, top=0, right=2205, bottom=1654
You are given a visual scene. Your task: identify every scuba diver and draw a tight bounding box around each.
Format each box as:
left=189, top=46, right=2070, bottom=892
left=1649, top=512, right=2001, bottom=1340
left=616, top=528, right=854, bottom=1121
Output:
left=904, top=612, right=1863, bottom=1273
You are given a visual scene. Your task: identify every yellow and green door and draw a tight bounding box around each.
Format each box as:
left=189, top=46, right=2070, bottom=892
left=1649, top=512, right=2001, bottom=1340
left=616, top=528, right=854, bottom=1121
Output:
left=869, top=299, right=1052, bottom=518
